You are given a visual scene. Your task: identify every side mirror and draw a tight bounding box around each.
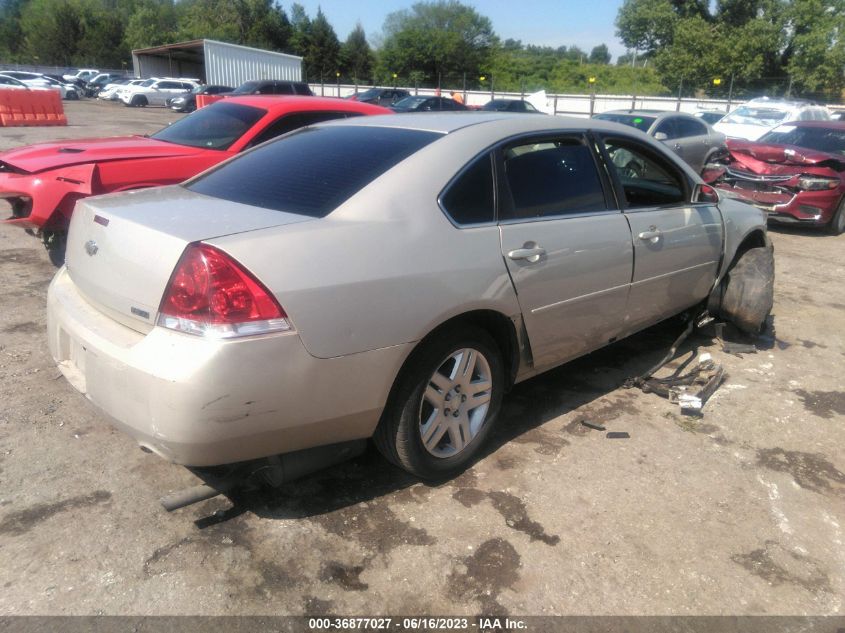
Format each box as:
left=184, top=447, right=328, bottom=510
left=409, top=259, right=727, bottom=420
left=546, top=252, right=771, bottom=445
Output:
left=695, top=184, right=720, bottom=204
left=654, top=132, right=669, bottom=141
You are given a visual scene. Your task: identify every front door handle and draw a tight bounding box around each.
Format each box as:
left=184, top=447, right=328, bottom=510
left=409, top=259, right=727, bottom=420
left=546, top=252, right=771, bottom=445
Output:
left=507, top=246, right=546, bottom=263
left=638, top=228, right=662, bottom=243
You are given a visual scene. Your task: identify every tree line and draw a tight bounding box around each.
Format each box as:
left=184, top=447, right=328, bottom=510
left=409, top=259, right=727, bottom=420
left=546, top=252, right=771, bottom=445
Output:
left=0, top=0, right=842, bottom=99
left=617, top=0, right=845, bottom=99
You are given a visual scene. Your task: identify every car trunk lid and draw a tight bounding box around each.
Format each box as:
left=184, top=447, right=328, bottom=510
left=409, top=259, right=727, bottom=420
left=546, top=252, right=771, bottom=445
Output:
left=65, top=186, right=314, bottom=332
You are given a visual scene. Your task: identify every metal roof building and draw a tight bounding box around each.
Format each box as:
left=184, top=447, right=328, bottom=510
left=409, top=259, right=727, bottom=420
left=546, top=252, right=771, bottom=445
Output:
left=131, top=39, right=303, bottom=86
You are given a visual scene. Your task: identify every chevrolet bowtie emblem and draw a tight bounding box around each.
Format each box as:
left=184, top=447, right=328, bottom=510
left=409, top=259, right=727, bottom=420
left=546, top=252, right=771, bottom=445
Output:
left=84, top=240, right=98, bottom=256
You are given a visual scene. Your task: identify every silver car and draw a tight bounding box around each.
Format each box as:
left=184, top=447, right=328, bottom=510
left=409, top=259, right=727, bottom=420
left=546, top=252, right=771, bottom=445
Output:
left=594, top=110, right=727, bottom=173
left=48, top=113, right=772, bottom=483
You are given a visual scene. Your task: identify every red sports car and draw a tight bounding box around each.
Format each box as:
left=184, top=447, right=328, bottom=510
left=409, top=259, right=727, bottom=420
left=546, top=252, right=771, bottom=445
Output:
left=704, top=120, right=845, bottom=235
left=0, top=96, right=390, bottom=260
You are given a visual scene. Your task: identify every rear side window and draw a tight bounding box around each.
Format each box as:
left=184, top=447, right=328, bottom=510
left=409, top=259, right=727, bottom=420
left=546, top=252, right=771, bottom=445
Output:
left=440, top=154, right=495, bottom=225
left=677, top=118, right=707, bottom=137
left=188, top=126, right=441, bottom=217
left=501, top=138, right=607, bottom=220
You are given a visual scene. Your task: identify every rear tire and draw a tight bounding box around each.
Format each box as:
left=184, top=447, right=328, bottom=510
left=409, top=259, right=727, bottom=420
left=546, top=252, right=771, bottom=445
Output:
left=374, top=327, right=504, bottom=480
left=826, top=198, right=845, bottom=236
left=717, top=245, right=775, bottom=334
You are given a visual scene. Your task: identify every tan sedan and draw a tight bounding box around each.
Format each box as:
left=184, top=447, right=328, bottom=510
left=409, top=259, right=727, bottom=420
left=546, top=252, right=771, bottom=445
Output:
left=48, top=113, right=773, bottom=486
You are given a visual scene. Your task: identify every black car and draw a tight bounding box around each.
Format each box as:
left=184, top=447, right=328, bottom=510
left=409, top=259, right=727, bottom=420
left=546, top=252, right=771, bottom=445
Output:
left=348, top=88, right=410, bottom=107
left=168, top=84, right=233, bottom=112
left=230, top=80, right=314, bottom=96
left=83, top=73, right=125, bottom=97
left=389, top=96, right=467, bottom=112
left=481, top=99, right=541, bottom=113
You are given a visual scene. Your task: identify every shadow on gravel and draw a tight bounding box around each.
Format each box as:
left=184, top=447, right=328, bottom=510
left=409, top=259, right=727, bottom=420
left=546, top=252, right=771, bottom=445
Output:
left=194, top=315, right=708, bottom=526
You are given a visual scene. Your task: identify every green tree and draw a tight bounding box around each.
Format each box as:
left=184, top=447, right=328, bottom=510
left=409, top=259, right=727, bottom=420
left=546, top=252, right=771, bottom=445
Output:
left=0, top=0, right=26, bottom=61
left=785, top=0, right=845, bottom=96
left=378, top=0, right=497, bottom=87
left=589, top=44, right=611, bottom=64
left=615, top=0, right=679, bottom=54
left=20, top=0, right=85, bottom=65
left=340, top=23, right=373, bottom=82
left=288, top=2, right=311, bottom=57
left=124, top=0, right=177, bottom=50
left=305, top=8, right=339, bottom=81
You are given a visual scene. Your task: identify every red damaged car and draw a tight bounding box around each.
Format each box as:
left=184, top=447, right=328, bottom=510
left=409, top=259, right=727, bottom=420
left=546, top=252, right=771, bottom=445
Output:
left=705, top=121, right=845, bottom=235
left=0, top=96, right=390, bottom=261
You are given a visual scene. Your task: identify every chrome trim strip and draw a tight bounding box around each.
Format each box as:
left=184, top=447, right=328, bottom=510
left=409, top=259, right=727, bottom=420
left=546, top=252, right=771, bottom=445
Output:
left=631, top=260, right=717, bottom=287
left=531, top=282, right=629, bottom=314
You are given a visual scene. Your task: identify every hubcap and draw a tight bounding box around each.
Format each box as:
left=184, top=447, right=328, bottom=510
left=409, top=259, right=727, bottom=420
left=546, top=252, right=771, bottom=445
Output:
left=419, top=347, right=493, bottom=458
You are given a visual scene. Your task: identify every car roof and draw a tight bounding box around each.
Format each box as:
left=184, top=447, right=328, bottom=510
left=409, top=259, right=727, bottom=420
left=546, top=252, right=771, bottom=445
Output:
left=599, top=109, right=695, bottom=119
left=217, top=95, right=392, bottom=115
left=777, top=120, right=845, bottom=130
left=315, top=111, right=655, bottom=136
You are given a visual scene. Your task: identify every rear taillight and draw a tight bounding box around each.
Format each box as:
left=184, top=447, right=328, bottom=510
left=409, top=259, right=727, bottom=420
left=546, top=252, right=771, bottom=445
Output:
left=157, top=243, right=292, bottom=338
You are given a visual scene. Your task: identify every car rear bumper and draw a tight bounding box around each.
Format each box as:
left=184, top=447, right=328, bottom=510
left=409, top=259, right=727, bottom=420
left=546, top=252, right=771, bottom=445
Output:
left=47, top=267, right=410, bottom=466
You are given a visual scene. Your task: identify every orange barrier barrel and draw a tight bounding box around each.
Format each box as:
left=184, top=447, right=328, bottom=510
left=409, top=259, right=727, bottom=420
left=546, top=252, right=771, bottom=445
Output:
left=196, top=94, right=225, bottom=109
left=0, top=89, right=67, bottom=127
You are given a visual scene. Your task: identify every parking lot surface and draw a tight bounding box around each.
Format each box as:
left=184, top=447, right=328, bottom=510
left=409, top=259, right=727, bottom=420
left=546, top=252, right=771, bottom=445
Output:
left=0, top=100, right=843, bottom=616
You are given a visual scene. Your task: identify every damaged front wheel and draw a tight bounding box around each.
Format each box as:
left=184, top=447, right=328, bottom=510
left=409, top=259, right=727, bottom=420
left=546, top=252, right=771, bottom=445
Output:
left=713, top=245, right=775, bottom=334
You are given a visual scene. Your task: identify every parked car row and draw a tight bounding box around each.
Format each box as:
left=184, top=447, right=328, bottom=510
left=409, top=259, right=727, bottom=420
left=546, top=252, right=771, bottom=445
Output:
left=0, top=71, right=80, bottom=99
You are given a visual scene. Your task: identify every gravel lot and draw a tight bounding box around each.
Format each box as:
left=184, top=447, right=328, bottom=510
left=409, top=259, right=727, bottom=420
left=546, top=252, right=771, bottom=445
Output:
left=0, top=100, right=843, bottom=617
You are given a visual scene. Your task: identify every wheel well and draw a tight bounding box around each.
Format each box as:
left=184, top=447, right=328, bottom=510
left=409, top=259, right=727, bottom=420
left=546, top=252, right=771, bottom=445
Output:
left=390, top=310, right=521, bottom=404
left=733, top=229, right=768, bottom=261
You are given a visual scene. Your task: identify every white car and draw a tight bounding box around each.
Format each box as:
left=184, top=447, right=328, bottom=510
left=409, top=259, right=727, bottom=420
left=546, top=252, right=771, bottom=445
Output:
left=0, top=75, right=33, bottom=90
left=99, top=79, right=145, bottom=101
left=63, top=69, right=99, bottom=83
left=0, top=71, right=77, bottom=99
left=713, top=98, right=830, bottom=141
left=119, top=77, right=199, bottom=107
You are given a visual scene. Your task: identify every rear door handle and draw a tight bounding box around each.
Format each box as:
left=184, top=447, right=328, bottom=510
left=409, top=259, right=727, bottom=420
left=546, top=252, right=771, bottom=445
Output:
left=638, top=229, right=662, bottom=243
left=507, top=246, right=546, bottom=263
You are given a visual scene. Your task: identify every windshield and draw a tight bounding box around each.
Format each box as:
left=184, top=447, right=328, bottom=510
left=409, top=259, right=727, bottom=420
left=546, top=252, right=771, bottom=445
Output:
left=355, top=88, right=380, bottom=100
left=188, top=126, right=441, bottom=217
left=759, top=125, right=845, bottom=156
left=393, top=96, right=427, bottom=109
left=594, top=113, right=656, bottom=133
left=722, top=106, right=788, bottom=127
left=151, top=102, right=266, bottom=150
left=232, top=81, right=261, bottom=95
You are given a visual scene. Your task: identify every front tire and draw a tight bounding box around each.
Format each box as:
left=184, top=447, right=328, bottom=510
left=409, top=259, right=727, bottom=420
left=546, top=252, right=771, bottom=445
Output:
left=717, top=245, right=775, bottom=334
left=374, top=327, right=504, bottom=479
left=826, top=198, right=845, bottom=235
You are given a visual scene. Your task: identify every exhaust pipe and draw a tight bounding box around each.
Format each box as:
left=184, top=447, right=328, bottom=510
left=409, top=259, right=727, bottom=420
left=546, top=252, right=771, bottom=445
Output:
left=159, top=440, right=367, bottom=512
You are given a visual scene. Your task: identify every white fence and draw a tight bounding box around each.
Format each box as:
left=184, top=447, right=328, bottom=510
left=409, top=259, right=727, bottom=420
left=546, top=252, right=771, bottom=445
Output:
left=308, top=82, right=845, bottom=117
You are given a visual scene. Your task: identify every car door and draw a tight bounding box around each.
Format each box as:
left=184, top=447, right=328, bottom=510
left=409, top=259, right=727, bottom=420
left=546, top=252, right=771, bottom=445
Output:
left=497, top=134, right=634, bottom=368
left=675, top=117, right=711, bottom=172
left=598, top=135, right=723, bottom=334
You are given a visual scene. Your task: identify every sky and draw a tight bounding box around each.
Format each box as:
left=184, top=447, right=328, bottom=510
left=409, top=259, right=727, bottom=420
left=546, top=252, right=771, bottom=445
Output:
left=287, top=0, right=629, bottom=60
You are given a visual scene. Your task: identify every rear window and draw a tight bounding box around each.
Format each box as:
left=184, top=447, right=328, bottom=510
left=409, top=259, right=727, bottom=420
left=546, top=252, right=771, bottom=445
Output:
left=187, top=126, right=441, bottom=217
left=595, top=113, right=656, bottom=133
left=151, top=102, right=266, bottom=150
